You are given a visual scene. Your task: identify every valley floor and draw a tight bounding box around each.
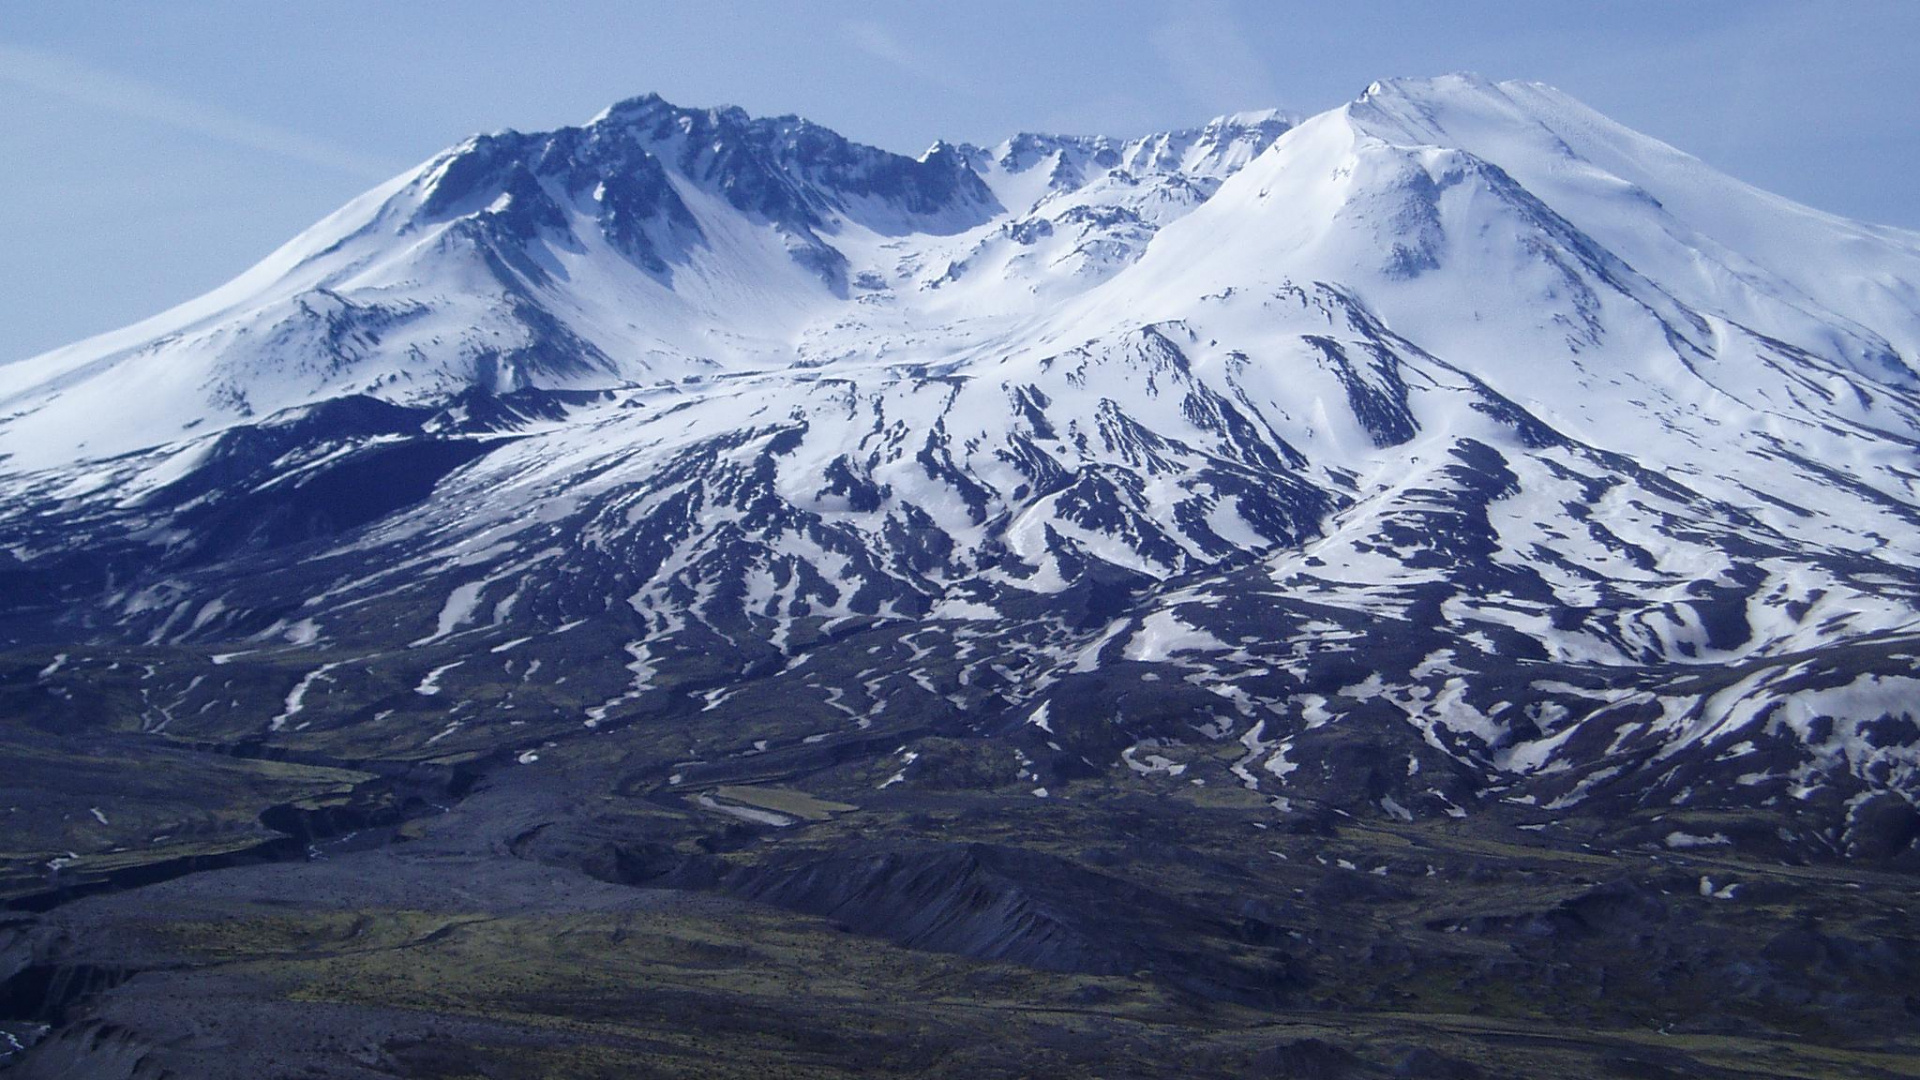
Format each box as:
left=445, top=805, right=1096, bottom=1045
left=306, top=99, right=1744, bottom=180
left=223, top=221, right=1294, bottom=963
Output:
left=3, top=657, right=1916, bottom=1080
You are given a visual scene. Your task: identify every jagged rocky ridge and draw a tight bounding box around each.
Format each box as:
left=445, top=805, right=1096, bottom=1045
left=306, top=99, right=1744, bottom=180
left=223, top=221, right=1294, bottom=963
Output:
left=3, top=74, right=1920, bottom=865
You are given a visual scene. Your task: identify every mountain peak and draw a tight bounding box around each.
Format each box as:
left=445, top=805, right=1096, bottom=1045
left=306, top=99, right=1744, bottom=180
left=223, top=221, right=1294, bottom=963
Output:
left=1199, top=107, right=1297, bottom=132
left=586, top=89, right=674, bottom=124
left=6, top=77, right=1918, bottom=468
left=1358, top=71, right=1503, bottom=103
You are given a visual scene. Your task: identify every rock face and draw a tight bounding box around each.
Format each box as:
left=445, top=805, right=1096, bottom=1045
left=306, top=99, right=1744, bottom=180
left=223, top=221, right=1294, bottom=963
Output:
left=6, top=76, right=1920, bottom=863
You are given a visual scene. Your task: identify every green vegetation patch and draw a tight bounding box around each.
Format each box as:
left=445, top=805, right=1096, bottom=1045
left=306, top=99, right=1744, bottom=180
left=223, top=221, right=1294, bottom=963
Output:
left=710, top=785, right=857, bottom=822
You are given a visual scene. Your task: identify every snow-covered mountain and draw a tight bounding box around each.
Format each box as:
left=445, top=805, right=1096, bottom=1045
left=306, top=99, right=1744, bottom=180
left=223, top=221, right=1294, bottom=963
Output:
left=6, top=74, right=1920, bottom=862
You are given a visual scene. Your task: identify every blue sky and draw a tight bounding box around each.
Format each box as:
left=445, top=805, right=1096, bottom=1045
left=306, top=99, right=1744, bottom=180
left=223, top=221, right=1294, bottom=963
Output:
left=3, top=0, right=1917, bottom=362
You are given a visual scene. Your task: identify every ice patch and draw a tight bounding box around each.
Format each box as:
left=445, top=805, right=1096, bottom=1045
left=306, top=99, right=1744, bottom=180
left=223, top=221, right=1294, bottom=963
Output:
left=1665, top=830, right=1732, bottom=849
left=1123, top=610, right=1231, bottom=663
left=1123, top=743, right=1188, bottom=776
left=410, top=581, right=487, bottom=647
left=269, top=662, right=343, bottom=731
left=415, top=662, right=464, bottom=696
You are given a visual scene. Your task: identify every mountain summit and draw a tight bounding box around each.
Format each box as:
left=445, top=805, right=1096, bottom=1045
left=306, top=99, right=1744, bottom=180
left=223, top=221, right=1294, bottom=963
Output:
left=0, top=94, right=1299, bottom=467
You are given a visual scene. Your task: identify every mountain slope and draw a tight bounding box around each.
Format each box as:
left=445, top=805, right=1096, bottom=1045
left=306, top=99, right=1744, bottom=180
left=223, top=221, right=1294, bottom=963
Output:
left=4, top=75, right=1920, bottom=871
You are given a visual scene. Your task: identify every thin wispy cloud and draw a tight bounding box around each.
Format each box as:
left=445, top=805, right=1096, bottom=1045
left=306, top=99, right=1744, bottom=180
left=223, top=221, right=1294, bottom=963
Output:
left=842, top=20, right=981, bottom=98
left=1150, top=1, right=1280, bottom=113
left=0, top=42, right=396, bottom=180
